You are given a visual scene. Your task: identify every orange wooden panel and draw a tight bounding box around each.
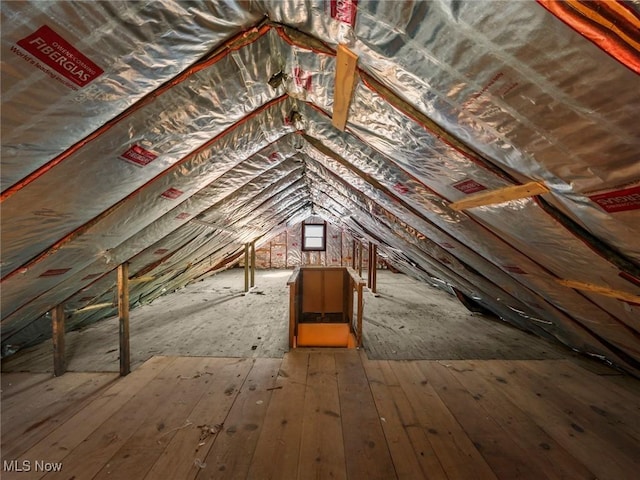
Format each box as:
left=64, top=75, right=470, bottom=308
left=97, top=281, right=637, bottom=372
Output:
left=302, top=269, right=323, bottom=312
left=297, top=323, right=350, bottom=347
left=324, top=269, right=344, bottom=313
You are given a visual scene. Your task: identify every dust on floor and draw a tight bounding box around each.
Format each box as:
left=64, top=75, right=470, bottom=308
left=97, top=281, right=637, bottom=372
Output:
left=2, top=268, right=568, bottom=373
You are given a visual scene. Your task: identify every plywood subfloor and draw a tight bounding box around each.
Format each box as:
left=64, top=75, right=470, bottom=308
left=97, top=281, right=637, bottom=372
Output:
left=2, top=269, right=568, bottom=374
left=2, top=351, right=639, bottom=480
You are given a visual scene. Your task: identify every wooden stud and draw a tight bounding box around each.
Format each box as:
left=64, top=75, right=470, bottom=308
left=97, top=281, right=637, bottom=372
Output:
left=287, top=268, right=301, bottom=349
left=372, top=244, right=378, bottom=294
left=51, top=304, right=66, bottom=376
left=358, top=241, right=363, bottom=278
left=342, top=269, right=349, bottom=322
left=368, top=242, right=374, bottom=289
left=352, top=240, right=357, bottom=270
left=332, top=44, right=359, bottom=131
left=285, top=230, right=288, bottom=268
left=557, top=279, right=640, bottom=303
left=244, top=243, right=250, bottom=292
left=289, top=281, right=296, bottom=348
left=250, top=240, right=256, bottom=288
left=449, top=181, right=549, bottom=211
left=117, top=262, right=130, bottom=377
left=357, top=283, right=364, bottom=347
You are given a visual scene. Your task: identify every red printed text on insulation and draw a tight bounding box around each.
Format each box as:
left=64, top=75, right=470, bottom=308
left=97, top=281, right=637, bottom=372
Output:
left=161, top=188, right=184, bottom=200
left=589, top=185, right=640, bottom=213
left=453, top=179, right=487, bottom=194
left=120, top=145, right=158, bottom=167
left=16, top=25, right=103, bottom=87
left=330, top=0, right=358, bottom=26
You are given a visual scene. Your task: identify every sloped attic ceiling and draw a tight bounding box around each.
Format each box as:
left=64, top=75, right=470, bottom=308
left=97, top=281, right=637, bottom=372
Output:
left=1, top=1, right=639, bottom=373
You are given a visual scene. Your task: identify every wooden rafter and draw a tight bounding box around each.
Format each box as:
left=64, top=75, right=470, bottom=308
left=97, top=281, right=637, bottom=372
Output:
left=449, top=182, right=549, bottom=211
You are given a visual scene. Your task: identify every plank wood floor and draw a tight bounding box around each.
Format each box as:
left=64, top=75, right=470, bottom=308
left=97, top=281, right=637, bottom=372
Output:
left=2, top=351, right=639, bottom=480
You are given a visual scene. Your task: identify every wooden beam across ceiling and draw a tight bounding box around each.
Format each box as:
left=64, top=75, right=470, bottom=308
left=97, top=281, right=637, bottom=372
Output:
left=449, top=181, right=549, bottom=211
left=332, top=44, right=359, bottom=131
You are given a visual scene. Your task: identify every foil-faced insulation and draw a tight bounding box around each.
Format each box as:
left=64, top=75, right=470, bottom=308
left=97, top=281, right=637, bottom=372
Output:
left=1, top=1, right=263, bottom=189
left=2, top=1, right=639, bottom=374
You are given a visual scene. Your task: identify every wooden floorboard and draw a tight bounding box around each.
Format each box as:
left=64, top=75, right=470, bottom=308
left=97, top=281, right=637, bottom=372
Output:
left=419, top=361, right=558, bottom=480
left=361, top=353, right=440, bottom=480
left=145, top=357, right=253, bottom=480
left=247, top=351, right=309, bottom=480
left=297, top=352, right=347, bottom=480
left=195, top=357, right=282, bottom=479
left=3, top=356, right=175, bottom=480
left=1, top=352, right=639, bottom=479
left=335, top=352, right=396, bottom=480
left=434, top=360, right=595, bottom=480
left=389, top=360, right=498, bottom=480
left=468, top=359, right=640, bottom=480
left=91, top=357, right=222, bottom=480
left=1, top=372, right=117, bottom=461
left=1, top=372, right=52, bottom=398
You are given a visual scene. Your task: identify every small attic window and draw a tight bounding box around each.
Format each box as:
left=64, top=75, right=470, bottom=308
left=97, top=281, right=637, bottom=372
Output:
left=302, top=222, right=326, bottom=251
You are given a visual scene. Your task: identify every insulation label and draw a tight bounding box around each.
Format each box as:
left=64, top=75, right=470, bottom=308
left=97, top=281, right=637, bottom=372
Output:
left=161, top=188, right=183, bottom=200
left=15, top=25, right=104, bottom=88
left=293, top=66, right=312, bottom=92
left=175, top=212, right=191, bottom=220
left=393, top=183, right=409, bottom=195
left=120, top=145, right=158, bottom=167
left=588, top=185, right=640, bottom=213
left=453, top=179, right=487, bottom=194
left=269, top=152, right=280, bottom=163
left=330, top=0, right=358, bottom=26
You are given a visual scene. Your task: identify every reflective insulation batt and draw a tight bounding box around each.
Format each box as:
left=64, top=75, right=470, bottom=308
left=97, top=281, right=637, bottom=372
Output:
left=1, top=0, right=639, bottom=375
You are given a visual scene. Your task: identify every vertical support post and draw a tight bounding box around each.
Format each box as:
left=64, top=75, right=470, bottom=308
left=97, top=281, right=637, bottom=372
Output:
left=118, top=262, right=130, bottom=377
left=352, top=240, right=356, bottom=269
left=285, top=230, right=288, bottom=268
left=358, top=241, right=364, bottom=278
left=357, top=282, right=363, bottom=348
left=250, top=240, right=256, bottom=288
left=244, top=243, right=250, bottom=292
left=367, top=241, right=373, bottom=289
left=289, top=280, right=296, bottom=348
left=372, top=244, right=378, bottom=294
left=342, top=270, right=348, bottom=322
left=51, top=304, right=66, bottom=377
